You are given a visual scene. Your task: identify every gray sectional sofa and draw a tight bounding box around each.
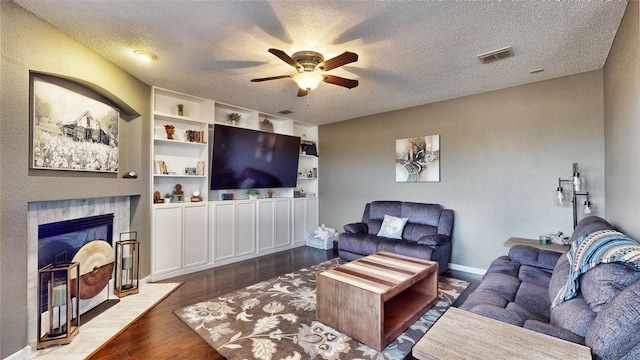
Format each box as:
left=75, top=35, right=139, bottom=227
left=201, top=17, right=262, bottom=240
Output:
left=338, top=201, right=453, bottom=274
left=460, top=216, right=640, bottom=359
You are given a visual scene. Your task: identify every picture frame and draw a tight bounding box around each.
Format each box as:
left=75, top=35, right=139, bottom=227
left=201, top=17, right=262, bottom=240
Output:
left=396, top=134, right=440, bottom=182
left=31, top=75, right=120, bottom=173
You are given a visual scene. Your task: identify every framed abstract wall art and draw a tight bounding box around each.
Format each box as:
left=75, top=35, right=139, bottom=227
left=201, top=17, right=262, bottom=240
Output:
left=31, top=76, right=119, bottom=173
left=396, top=134, right=440, bottom=182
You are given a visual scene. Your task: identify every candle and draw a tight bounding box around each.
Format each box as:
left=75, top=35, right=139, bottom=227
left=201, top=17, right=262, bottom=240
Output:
left=51, top=284, right=67, bottom=307
left=122, top=256, right=132, bottom=270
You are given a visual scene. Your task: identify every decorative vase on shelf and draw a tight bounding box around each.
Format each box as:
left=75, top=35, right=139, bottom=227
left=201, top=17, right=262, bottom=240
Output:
left=177, top=104, right=184, bottom=116
left=164, top=124, right=175, bottom=140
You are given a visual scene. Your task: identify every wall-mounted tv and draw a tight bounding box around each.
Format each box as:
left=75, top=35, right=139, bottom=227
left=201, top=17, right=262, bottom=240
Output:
left=210, top=125, right=301, bottom=190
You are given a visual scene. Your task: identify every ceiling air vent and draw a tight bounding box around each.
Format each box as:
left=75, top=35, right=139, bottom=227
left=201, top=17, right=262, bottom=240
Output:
left=477, top=46, right=513, bottom=64
left=278, top=109, right=294, bottom=115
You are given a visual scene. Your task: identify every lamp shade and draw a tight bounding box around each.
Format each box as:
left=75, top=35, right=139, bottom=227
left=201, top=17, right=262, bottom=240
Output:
left=293, top=72, right=323, bottom=90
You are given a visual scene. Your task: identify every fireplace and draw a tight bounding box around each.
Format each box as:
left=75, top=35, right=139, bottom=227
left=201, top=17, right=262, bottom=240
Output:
left=38, top=214, right=114, bottom=313
left=27, top=196, right=130, bottom=348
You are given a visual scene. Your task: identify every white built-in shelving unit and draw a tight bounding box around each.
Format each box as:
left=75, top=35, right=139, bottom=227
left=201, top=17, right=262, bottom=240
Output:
left=150, top=87, right=319, bottom=280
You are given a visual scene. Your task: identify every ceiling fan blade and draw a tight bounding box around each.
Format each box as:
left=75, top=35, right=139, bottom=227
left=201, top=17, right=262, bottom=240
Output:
left=297, top=88, right=309, bottom=97
left=250, top=75, right=292, bottom=82
left=321, top=51, right=358, bottom=71
left=268, top=48, right=301, bottom=68
left=323, top=75, right=359, bottom=89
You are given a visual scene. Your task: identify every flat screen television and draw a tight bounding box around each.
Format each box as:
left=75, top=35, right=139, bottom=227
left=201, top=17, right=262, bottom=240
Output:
left=210, top=125, right=301, bottom=190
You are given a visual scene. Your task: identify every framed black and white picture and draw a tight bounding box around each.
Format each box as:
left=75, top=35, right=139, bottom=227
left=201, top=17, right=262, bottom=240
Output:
left=31, top=76, right=119, bottom=173
left=396, top=134, right=440, bottom=182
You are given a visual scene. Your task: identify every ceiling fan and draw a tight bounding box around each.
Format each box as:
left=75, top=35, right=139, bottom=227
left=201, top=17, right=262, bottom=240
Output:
left=251, top=48, right=359, bottom=97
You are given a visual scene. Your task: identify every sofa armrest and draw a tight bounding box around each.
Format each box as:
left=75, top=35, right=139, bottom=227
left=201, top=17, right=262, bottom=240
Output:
left=508, top=245, right=562, bottom=271
left=343, top=222, right=368, bottom=234
left=437, top=209, right=454, bottom=237
left=585, top=280, right=640, bottom=359
left=417, top=234, right=449, bottom=246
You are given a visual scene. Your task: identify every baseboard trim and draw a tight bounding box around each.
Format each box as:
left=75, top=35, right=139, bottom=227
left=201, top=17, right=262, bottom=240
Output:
left=449, top=263, right=486, bottom=275
left=4, top=345, right=32, bottom=360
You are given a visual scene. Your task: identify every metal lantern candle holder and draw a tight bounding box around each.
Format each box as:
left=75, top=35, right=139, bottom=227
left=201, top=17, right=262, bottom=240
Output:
left=115, top=231, right=140, bottom=297
left=37, top=254, right=80, bottom=349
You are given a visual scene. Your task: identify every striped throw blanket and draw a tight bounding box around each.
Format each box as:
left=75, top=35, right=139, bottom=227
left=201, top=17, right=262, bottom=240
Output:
left=551, top=230, right=640, bottom=309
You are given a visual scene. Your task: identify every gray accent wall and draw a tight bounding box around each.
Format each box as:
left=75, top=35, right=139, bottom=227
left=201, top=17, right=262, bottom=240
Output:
left=319, top=70, right=606, bottom=271
left=1, top=3, right=150, bottom=357
left=604, top=0, right=640, bottom=240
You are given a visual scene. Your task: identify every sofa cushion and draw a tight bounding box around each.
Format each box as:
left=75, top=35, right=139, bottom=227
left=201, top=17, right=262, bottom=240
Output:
left=509, top=245, right=562, bottom=271
left=484, top=256, right=520, bottom=278
left=514, top=281, right=551, bottom=316
left=468, top=304, right=524, bottom=327
left=366, top=219, right=383, bottom=236
left=506, top=302, right=549, bottom=323
left=523, top=320, right=586, bottom=344
left=474, top=272, right=521, bottom=302
left=368, top=201, right=402, bottom=220
left=400, top=202, right=442, bottom=227
left=519, top=265, right=553, bottom=288
left=568, top=215, right=614, bottom=244
left=376, top=238, right=435, bottom=260
left=581, top=262, right=640, bottom=313
left=460, top=291, right=509, bottom=311
left=376, top=215, right=409, bottom=239
left=548, top=255, right=569, bottom=298
left=404, top=223, right=438, bottom=242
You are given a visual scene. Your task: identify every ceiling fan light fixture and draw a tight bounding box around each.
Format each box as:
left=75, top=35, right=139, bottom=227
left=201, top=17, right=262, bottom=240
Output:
left=134, top=50, right=157, bottom=62
left=293, top=71, right=323, bottom=91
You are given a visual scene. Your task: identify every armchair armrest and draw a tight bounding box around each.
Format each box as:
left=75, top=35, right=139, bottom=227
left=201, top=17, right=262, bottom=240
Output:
left=417, top=234, right=449, bottom=246
left=343, top=222, right=368, bottom=234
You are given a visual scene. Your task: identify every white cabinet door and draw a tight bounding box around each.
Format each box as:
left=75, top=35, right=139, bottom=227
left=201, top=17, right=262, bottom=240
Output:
left=257, top=200, right=275, bottom=252
left=292, top=198, right=307, bottom=244
left=275, top=198, right=291, bottom=248
left=236, top=201, right=256, bottom=256
left=183, top=203, right=208, bottom=268
left=152, top=205, right=183, bottom=275
left=211, top=202, right=235, bottom=262
left=306, top=197, right=319, bottom=232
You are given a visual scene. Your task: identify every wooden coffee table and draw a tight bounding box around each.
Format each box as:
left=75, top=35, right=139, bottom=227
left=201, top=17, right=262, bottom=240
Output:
left=316, top=252, right=438, bottom=351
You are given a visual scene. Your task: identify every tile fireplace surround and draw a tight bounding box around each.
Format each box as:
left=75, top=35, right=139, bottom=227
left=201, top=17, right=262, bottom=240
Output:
left=26, top=196, right=130, bottom=349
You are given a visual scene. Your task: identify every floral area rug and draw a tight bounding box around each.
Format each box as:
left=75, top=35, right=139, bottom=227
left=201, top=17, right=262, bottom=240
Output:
left=174, top=258, right=469, bottom=360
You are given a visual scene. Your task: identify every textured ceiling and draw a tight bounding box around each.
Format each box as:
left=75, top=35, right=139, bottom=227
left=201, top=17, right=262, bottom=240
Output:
left=15, top=1, right=627, bottom=125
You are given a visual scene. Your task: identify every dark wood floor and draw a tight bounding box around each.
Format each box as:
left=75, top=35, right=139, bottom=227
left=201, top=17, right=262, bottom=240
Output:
left=88, top=247, right=480, bottom=360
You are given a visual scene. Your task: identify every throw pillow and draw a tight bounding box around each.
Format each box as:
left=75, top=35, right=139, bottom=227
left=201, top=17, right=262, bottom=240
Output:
left=376, top=214, right=409, bottom=239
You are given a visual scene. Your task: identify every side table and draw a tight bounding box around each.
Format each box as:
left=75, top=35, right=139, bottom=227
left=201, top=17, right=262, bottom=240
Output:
left=504, top=237, right=569, bottom=253
left=412, top=307, right=591, bottom=359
